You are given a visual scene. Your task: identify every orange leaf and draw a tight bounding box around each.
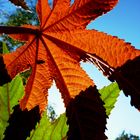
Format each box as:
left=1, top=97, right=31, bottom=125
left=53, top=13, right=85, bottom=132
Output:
left=45, top=29, right=140, bottom=68
left=3, top=36, right=36, bottom=79
left=20, top=40, right=53, bottom=112
left=44, top=0, right=118, bottom=31
left=44, top=0, right=70, bottom=28
left=0, top=0, right=140, bottom=112
left=8, top=25, right=38, bottom=41
left=36, top=0, right=51, bottom=28
left=42, top=37, right=93, bottom=106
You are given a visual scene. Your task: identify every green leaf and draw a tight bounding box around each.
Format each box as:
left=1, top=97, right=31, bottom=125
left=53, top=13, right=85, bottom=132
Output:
left=2, top=42, right=9, bottom=54
left=0, top=75, right=24, bottom=139
left=27, top=113, right=68, bottom=140
left=0, top=43, right=24, bottom=139
left=99, top=82, right=121, bottom=116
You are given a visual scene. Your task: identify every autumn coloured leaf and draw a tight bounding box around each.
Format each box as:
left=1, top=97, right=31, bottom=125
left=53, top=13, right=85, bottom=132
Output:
left=0, top=0, right=140, bottom=113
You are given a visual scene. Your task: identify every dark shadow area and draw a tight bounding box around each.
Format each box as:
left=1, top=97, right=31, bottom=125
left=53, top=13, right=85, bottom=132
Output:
left=4, top=105, right=40, bottom=140
left=66, top=86, right=107, bottom=140
left=110, top=56, right=140, bottom=110
left=0, top=55, right=11, bottom=85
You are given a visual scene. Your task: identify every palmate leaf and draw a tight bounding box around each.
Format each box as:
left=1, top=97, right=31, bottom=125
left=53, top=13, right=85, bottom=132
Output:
left=8, top=0, right=29, bottom=10
left=0, top=42, right=24, bottom=139
left=26, top=113, right=68, bottom=140
left=0, top=0, right=140, bottom=113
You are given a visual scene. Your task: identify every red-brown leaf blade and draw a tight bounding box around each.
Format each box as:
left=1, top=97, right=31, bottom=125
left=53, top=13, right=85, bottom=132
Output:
left=0, top=55, right=11, bottom=85
left=109, top=56, right=140, bottom=110
left=66, top=86, right=107, bottom=140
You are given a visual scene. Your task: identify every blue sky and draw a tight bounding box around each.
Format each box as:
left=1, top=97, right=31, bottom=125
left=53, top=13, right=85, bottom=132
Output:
left=87, top=0, right=140, bottom=139
left=0, top=0, right=140, bottom=139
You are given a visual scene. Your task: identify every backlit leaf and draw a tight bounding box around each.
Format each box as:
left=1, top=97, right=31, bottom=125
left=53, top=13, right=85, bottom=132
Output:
left=47, top=29, right=140, bottom=69
left=44, top=0, right=118, bottom=31
left=2, top=42, right=9, bottom=54
left=99, top=82, right=121, bottom=116
left=0, top=0, right=140, bottom=112
left=26, top=113, right=68, bottom=140
left=36, top=0, right=51, bottom=28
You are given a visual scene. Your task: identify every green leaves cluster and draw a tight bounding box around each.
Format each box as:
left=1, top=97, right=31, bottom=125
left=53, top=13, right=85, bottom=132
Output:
left=27, top=113, right=68, bottom=140
left=115, top=131, right=140, bottom=140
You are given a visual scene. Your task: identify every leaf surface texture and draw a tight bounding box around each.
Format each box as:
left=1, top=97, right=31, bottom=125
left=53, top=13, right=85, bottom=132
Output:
left=0, top=0, right=140, bottom=112
left=26, top=113, right=68, bottom=140
left=99, top=82, right=120, bottom=116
